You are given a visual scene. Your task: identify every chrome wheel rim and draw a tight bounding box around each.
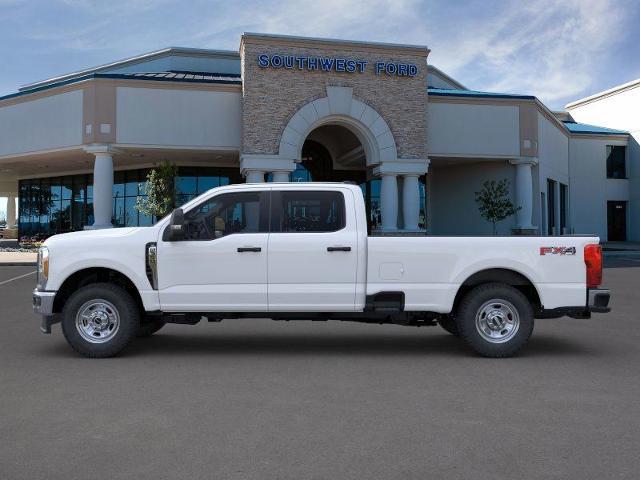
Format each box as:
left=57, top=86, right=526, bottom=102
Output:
left=475, top=299, right=520, bottom=344
left=75, top=299, right=120, bottom=344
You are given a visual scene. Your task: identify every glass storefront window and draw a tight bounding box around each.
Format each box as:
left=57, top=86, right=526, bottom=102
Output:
left=17, top=165, right=418, bottom=239
left=19, top=166, right=240, bottom=241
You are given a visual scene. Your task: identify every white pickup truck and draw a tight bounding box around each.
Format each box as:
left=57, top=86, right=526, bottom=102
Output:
left=33, top=183, right=610, bottom=358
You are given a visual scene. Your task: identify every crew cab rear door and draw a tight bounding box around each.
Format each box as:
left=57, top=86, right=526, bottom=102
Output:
left=267, top=187, right=358, bottom=311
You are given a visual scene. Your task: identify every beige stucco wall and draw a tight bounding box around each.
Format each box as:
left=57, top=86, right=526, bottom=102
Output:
left=115, top=86, right=242, bottom=148
left=0, top=90, right=83, bottom=157
left=429, top=161, right=517, bottom=235
left=240, top=36, right=428, bottom=160
left=427, top=101, right=520, bottom=157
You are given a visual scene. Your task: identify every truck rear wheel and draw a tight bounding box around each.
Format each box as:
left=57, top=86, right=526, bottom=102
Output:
left=61, top=283, right=140, bottom=358
left=457, top=283, right=534, bottom=357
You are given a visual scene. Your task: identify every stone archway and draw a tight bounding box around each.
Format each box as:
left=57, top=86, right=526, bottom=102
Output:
left=278, top=86, right=398, bottom=166
left=240, top=85, right=429, bottom=232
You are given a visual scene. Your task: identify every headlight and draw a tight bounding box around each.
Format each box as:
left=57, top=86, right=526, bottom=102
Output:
left=37, top=246, right=49, bottom=290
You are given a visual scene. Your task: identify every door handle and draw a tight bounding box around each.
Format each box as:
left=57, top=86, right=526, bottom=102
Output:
left=327, top=246, right=351, bottom=252
left=237, top=247, right=261, bottom=252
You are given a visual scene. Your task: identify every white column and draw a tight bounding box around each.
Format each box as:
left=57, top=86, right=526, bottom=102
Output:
left=402, top=174, right=420, bottom=231
left=85, top=146, right=117, bottom=229
left=243, top=170, right=264, bottom=231
left=244, top=170, right=265, bottom=183
left=6, top=195, right=16, bottom=229
left=380, top=173, right=398, bottom=231
left=510, top=158, right=537, bottom=230
left=271, top=171, right=290, bottom=182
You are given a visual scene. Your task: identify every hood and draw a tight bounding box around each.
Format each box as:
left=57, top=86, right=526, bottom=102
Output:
left=44, top=226, right=156, bottom=249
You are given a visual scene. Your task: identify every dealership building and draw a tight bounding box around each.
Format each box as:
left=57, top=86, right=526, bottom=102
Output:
left=0, top=33, right=637, bottom=241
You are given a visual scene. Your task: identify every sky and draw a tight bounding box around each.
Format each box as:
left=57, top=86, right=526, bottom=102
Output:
left=0, top=0, right=639, bottom=215
left=0, top=0, right=639, bottom=108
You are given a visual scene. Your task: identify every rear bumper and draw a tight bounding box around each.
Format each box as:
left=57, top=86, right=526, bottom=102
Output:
left=537, top=288, right=611, bottom=319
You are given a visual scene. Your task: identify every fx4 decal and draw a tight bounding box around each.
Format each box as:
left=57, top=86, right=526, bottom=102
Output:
left=540, top=246, right=577, bottom=256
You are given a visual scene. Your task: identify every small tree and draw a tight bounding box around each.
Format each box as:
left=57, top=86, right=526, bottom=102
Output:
left=474, top=179, right=520, bottom=235
left=136, top=161, right=178, bottom=219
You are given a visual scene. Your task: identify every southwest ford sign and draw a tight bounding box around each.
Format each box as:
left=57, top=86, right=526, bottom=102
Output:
left=257, top=54, right=418, bottom=77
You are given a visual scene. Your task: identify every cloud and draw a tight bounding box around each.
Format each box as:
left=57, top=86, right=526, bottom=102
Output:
left=426, top=0, right=633, bottom=107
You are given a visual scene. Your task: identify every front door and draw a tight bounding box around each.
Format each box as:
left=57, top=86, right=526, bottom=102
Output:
left=607, top=201, right=627, bottom=241
left=267, top=188, right=358, bottom=311
left=157, top=190, right=270, bottom=311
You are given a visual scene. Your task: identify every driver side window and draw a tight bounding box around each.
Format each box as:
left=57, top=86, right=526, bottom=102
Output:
left=183, top=192, right=265, bottom=240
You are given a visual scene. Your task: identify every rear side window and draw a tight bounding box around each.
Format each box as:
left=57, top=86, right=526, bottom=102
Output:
left=276, top=191, right=345, bottom=233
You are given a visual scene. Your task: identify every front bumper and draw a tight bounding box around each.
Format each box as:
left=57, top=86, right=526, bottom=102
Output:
left=33, top=289, right=58, bottom=333
left=588, top=288, right=611, bottom=313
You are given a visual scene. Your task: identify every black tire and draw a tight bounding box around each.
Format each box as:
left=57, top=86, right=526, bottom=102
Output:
left=61, top=283, right=140, bottom=358
left=438, top=316, right=459, bottom=337
left=456, top=283, right=534, bottom=358
left=137, top=318, right=166, bottom=338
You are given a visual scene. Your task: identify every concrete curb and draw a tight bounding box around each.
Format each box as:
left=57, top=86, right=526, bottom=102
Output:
left=0, top=262, right=37, bottom=267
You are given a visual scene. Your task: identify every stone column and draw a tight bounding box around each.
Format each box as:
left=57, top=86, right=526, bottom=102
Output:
left=510, top=158, right=538, bottom=234
left=240, top=154, right=295, bottom=184
left=244, top=170, right=265, bottom=183
left=402, top=174, right=421, bottom=231
left=380, top=173, right=398, bottom=231
left=6, top=195, right=16, bottom=229
left=85, top=145, right=117, bottom=229
left=271, top=171, right=290, bottom=182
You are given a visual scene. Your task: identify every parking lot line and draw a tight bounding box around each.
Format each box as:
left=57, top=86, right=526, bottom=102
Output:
left=0, top=270, right=36, bottom=286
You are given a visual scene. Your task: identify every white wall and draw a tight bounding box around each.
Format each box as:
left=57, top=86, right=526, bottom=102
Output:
left=0, top=90, right=83, bottom=156
left=537, top=112, right=569, bottom=235
left=116, top=87, right=242, bottom=148
left=428, top=102, right=520, bottom=157
left=429, top=161, right=517, bottom=235
left=568, top=85, right=639, bottom=241
left=569, top=137, right=629, bottom=240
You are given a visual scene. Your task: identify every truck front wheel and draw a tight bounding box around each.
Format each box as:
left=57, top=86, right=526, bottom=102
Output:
left=61, top=283, right=140, bottom=358
left=457, top=283, right=534, bottom=357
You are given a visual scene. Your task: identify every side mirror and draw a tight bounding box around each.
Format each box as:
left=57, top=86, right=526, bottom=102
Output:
left=163, top=208, right=185, bottom=241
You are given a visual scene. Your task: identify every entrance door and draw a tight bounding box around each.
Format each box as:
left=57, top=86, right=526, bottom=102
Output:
left=267, top=188, right=358, bottom=311
left=607, top=201, right=627, bottom=241
left=157, top=190, right=270, bottom=311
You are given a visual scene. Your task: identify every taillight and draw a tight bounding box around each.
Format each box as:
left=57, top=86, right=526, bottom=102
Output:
left=584, top=244, right=603, bottom=288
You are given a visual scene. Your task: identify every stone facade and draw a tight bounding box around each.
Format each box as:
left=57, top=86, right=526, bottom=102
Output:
left=240, top=34, right=429, bottom=161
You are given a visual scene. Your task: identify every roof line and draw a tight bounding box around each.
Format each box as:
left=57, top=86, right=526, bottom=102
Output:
left=428, top=88, right=535, bottom=100
left=427, top=65, right=466, bottom=90
left=428, top=88, right=629, bottom=139
left=1, top=72, right=241, bottom=103
left=19, top=46, right=240, bottom=92
left=241, top=32, right=430, bottom=55
left=565, top=78, right=640, bottom=109
left=562, top=120, right=628, bottom=135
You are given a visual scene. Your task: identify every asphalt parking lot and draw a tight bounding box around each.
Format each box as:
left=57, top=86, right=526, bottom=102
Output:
left=1, top=259, right=639, bottom=480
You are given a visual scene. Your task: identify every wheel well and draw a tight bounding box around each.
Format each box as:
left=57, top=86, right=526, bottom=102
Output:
left=452, top=268, right=542, bottom=314
left=53, top=268, right=144, bottom=314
